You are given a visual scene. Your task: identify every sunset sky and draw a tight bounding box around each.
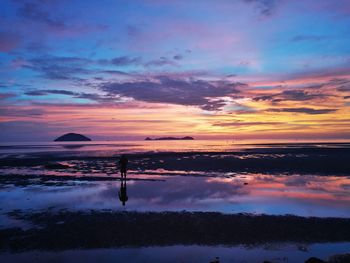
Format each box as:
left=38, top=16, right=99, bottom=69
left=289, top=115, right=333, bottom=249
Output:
left=1, top=0, right=350, bottom=142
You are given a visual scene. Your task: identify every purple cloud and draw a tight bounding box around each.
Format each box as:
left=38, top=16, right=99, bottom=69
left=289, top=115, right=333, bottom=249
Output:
left=267, top=107, right=337, bottom=114
left=337, top=85, right=350, bottom=92
left=0, top=93, right=16, bottom=100
left=25, top=89, right=77, bottom=96
left=73, top=92, right=120, bottom=103
left=253, top=90, right=330, bottom=103
left=107, top=56, right=142, bottom=66
left=25, top=88, right=122, bottom=104
left=173, top=54, right=183, bottom=60
left=100, top=76, right=243, bottom=110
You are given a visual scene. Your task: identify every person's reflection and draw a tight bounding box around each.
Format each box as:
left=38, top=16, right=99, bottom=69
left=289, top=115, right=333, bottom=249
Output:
left=118, top=177, right=128, bottom=206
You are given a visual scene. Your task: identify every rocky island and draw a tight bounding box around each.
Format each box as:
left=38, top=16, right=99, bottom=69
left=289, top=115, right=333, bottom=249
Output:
left=54, top=133, right=91, bottom=142
left=145, top=136, right=194, bottom=141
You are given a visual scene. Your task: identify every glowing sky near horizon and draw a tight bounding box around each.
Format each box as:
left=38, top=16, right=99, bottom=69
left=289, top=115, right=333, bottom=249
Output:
left=0, top=0, right=350, bottom=141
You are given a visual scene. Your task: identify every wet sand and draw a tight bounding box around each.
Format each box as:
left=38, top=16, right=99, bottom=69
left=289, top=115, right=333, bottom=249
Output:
left=2, top=210, right=350, bottom=251
left=1, top=144, right=350, bottom=175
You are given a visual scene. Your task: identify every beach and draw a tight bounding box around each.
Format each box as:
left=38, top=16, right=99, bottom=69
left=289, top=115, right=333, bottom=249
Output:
left=2, top=0, right=350, bottom=261
left=1, top=140, right=350, bottom=262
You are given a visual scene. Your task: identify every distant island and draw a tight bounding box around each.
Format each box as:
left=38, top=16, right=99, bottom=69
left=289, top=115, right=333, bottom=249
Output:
left=54, top=133, right=91, bottom=142
left=145, top=136, right=194, bottom=141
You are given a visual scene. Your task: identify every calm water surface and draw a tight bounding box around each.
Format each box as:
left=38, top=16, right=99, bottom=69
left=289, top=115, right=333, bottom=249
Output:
left=1, top=173, right=350, bottom=218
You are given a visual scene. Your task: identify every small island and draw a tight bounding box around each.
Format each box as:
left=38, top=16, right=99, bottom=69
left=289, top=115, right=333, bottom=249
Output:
left=54, top=133, right=91, bottom=142
left=145, top=136, right=194, bottom=141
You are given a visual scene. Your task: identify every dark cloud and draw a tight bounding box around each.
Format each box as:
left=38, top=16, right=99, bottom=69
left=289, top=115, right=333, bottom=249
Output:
left=144, top=57, right=177, bottom=67
left=243, top=0, right=279, bottom=16
left=25, top=88, right=122, bottom=104
left=29, top=56, right=91, bottom=65
left=0, top=107, right=45, bottom=117
left=291, top=35, right=329, bottom=42
left=12, top=0, right=108, bottom=44
left=100, top=76, right=242, bottom=111
left=30, top=56, right=131, bottom=79
left=253, top=90, right=329, bottom=103
left=0, top=93, right=16, bottom=100
left=201, top=100, right=227, bottom=111
left=283, top=176, right=309, bottom=187
left=99, top=55, right=178, bottom=68
left=25, top=89, right=77, bottom=96
left=303, top=84, right=325, bottom=89
left=25, top=41, right=49, bottom=52
left=73, top=92, right=120, bottom=103
left=26, top=54, right=180, bottom=80
left=16, top=0, right=66, bottom=30
left=341, top=184, right=350, bottom=190
left=267, top=107, right=337, bottom=115
left=25, top=90, right=47, bottom=96
left=281, top=90, right=328, bottom=101
left=126, top=25, right=141, bottom=38
left=328, top=78, right=350, bottom=85
left=337, top=85, right=350, bottom=92
left=0, top=31, right=21, bottom=52
left=26, top=56, right=92, bottom=80
left=99, top=70, right=130, bottom=76
left=109, top=56, right=142, bottom=66
left=253, top=94, right=275, bottom=101
left=173, top=54, right=183, bottom=60
left=226, top=74, right=237, bottom=78
left=213, top=121, right=283, bottom=127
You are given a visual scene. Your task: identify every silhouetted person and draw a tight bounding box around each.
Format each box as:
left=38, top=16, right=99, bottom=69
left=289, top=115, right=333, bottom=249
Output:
left=119, top=155, right=128, bottom=178
left=118, top=178, right=128, bottom=206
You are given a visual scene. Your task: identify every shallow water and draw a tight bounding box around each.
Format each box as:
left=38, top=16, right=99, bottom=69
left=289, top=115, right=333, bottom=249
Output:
left=1, top=243, right=350, bottom=263
left=1, top=173, right=350, bottom=220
